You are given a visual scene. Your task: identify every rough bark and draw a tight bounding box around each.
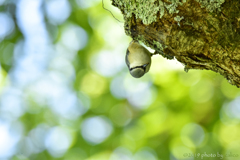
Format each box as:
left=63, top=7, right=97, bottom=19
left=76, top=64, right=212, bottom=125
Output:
left=111, top=0, right=240, bottom=88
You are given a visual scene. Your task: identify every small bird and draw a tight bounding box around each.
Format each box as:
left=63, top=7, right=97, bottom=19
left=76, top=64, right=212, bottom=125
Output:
left=125, top=40, right=153, bottom=78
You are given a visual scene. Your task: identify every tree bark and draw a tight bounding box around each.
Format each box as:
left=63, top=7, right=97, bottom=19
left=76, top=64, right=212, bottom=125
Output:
left=111, top=0, right=240, bottom=88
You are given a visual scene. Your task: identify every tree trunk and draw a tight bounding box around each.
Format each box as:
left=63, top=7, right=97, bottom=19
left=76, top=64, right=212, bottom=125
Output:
left=111, top=0, right=240, bottom=88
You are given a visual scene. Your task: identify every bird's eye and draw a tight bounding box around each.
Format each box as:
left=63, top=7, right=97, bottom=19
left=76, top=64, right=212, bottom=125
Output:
left=130, top=63, right=149, bottom=72
left=142, top=63, right=149, bottom=68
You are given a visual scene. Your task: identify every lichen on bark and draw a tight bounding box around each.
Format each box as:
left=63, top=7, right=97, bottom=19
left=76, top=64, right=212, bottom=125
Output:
left=111, top=0, right=240, bottom=88
left=195, top=0, right=225, bottom=12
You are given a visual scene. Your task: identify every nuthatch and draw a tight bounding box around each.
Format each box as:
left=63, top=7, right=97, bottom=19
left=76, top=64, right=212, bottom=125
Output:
left=125, top=40, right=153, bottom=78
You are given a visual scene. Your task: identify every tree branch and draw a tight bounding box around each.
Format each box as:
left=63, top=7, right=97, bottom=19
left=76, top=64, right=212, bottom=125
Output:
left=111, top=0, right=240, bottom=87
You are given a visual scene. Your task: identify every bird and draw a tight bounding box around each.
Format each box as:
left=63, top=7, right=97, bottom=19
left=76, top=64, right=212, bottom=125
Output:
left=125, top=40, right=153, bottom=78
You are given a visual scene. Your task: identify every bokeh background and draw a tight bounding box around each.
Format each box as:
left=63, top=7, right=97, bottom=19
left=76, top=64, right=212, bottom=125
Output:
left=0, top=0, right=240, bottom=160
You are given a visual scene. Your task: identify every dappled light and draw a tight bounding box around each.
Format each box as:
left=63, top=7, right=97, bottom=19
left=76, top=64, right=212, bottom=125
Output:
left=0, top=13, right=15, bottom=40
left=181, top=123, right=206, bottom=147
left=91, top=50, right=124, bottom=77
left=0, top=0, right=240, bottom=159
left=60, top=23, right=88, bottom=51
left=45, top=0, right=71, bottom=25
left=0, top=121, right=21, bottom=158
left=45, top=126, right=73, bottom=157
left=81, top=116, right=113, bottom=144
left=76, top=0, right=101, bottom=9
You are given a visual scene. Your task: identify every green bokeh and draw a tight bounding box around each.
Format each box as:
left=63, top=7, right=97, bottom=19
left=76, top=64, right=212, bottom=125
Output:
left=0, top=0, right=240, bottom=160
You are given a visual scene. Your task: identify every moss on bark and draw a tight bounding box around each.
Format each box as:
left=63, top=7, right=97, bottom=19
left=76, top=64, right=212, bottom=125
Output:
left=112, top=0, right=240, bottom=87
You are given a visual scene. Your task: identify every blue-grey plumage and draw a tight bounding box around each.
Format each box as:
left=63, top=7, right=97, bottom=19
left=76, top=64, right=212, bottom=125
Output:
left=125, top=40, right=152, bottom=78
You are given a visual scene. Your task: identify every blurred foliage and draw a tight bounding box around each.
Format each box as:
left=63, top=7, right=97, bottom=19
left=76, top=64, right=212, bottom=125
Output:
left=0, top=0, right=240, bottom=160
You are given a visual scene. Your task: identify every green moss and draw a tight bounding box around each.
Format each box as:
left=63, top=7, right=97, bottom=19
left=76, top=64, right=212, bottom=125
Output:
left=153, top=41, right=165, bottom=50
left=165, top=0, right=184, bottom=14
left=194, top=0, right=225, bottom=12
left=152, top=41, right=174, bottom=59
left=113, top=0, right=225, bottom=25
left=174, top=15, right=184, bottom=26
left=136, top=35, right=145, bottom=42
left=112, top=0, right=186, bottom=25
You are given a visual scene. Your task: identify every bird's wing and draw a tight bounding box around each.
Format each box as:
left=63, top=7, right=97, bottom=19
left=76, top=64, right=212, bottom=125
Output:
left=125, top=49, right=130, bottom=68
